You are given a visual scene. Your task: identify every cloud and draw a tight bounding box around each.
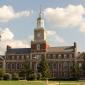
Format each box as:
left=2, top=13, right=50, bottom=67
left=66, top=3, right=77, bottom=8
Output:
left=47, top=30, right=56, bottom=35
left=0, top=28, right=30, bottom=54
left=80, top=22, right=85, bottom=32
left=44, top=5, right=85, bottom=32
left=0, top=28, right=14, bottom=40
left=47, top=30, right=65, bottom=45
left=0, top=5, right=31, bottom=22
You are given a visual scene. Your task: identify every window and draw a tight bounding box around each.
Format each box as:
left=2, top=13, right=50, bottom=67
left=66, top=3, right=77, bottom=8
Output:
left=53, top=54, right=56, bottom=59
left=14, top=55, right=17, bottom=60
left=50, top=54, right=53, bottom=59
left=19, top=56, right=22, bottom=60
left=6, top=63, right=11, bottom=69
left=26, top=55, right=29, bottom=59
left=56, top=54, right=58, bottom=59
left=47, top=54, right=50, bottom=59
left=7, top=56, right=12, bottom=60
left=12, top=63, right=16, bottom=69
left=69, top=62, right=73, bottom=67
left=61, top=54, right=64, bottom=59
left=47, top=54, right=53, bottom=59
left=17, top=56, right=19, bottom=60
left=69, top=54, right=73, bottom=59
left=63, top=62, right=68, bottom=69
left=37, top=44, right=40, bottom=50
left=32, top=54, right=36, bottom=59
left=64, top=54, right=67, bottom=59
left=24, top=55, right=27, bottom=59
left=6, top=56, right=9, bottom=59
left=53, top=63, right=56, bottom=68
left=12, top=56, right=14, bottom=60
left=58, top=54, right=61, bottom=59
left=16, top=63, right=21, bottom=69
left=36, top=55, right=41, bottom=59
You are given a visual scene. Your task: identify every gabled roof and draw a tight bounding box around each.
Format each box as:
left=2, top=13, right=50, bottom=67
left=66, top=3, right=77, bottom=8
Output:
left=47, top=46, right=75, bottom=53
left=6, top=48, right=31, bottom=54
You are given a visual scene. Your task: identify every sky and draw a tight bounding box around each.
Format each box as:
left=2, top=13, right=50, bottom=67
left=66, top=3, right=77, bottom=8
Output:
left=0, top=0, right=85, bottom=54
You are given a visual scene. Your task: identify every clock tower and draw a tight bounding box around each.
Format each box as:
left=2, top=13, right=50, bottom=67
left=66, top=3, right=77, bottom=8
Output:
left=31, top=10, right=48, bottom=52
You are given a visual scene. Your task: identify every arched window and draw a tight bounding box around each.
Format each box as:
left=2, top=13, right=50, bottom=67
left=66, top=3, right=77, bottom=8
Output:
left=37, top=44, right=40, bottom=50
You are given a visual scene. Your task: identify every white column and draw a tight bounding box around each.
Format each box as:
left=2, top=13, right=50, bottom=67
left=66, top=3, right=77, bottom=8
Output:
left=30, top=54, right=32, bottom=69
left=3, top=59, right=5, bottom=73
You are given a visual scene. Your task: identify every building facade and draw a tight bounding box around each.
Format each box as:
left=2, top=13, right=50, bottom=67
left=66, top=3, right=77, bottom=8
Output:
left=0, top=11, right=84, bottom=79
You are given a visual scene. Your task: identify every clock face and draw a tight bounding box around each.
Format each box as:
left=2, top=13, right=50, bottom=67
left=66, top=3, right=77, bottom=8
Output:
left=37, top=32, right=41, bottom=37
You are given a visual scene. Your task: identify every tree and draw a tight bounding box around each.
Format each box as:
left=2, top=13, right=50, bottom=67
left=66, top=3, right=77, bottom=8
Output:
left=70, top=61, right=79, bottom=80
left=3, top=73, right=12, bottom=80
left=0, top=68, right=4, bottom=80
left=12, top=73, right=19, bottom=80
left=81, top=53, right=85, bottom=76
left=27, top=73, right=37, bottom=80
left=38, top=56, right=51, bottom=80
left=19, top=60, right=33, bottom=80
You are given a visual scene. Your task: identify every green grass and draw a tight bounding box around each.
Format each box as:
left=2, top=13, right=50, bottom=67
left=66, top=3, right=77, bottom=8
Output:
left=0, top=80, right=84, bottom=85
left=0, top=81, right=45, bottom=85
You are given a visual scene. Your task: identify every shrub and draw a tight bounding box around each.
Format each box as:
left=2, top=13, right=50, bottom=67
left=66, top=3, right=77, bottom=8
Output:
left=26, top=73, right=37, bottom=80
left=19, top=71, right=25, bottom=80
left=0, top=69, right=4, bottom=80
left=3, top=73, right=12, bottom=80
left=37, top=73, right=42, bottom=80
left=12, top=73, right=19, bottom=80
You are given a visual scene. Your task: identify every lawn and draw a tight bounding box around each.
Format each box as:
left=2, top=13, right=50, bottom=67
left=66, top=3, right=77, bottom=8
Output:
left=0, top=80, right=85, bottom=85
left=0, top=81, right=45, bottom=85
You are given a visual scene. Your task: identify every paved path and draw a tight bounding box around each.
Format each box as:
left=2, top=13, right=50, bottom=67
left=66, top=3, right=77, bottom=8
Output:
left=47, top=82, right=85, bottom=85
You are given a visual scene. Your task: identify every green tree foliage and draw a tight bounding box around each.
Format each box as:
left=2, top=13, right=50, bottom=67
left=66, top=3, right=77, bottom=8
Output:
left=27, top=73, right=37, bottom=80
left=0, top=68, right=4, bottom=80
left=38, top=56, right=51, bottom=79
left=70, top=61, right=79, bottom=80
left=37, top=73, right=42, bottom=80
left=82, top=53, right=85, bottom=76
left=82, top=53, right=85, bottom=69
left=3, top=73, right=12, bottom=80
left=19, top=60, right=33, bottom=80
left=12, top=73, right=19, bottom=80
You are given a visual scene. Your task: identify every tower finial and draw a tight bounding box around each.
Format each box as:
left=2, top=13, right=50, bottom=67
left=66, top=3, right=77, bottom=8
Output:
left=39, top=5, right=42, bottom=18
left=37, top=5, right=44, bottom=28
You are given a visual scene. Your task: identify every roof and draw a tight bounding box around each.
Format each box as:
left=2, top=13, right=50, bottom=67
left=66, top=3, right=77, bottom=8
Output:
left=6, top=48, right=31, bottom=54
left=47, top=46, right=75, bottom=53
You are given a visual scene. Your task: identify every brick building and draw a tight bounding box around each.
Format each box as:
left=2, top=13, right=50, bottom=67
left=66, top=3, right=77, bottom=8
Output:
left=0, top=10, right=84, bottom=79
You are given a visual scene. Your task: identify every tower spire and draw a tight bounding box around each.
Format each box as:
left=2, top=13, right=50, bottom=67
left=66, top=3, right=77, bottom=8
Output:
left=39, top=5, right=42, bottom=18
left=37, top=6, right=44, bottom=29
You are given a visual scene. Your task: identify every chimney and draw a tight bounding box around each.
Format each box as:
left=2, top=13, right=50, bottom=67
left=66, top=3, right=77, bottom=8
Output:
left=7, top=45, right=11, bottom=51
left=74, top=42, right=76, bottom=48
